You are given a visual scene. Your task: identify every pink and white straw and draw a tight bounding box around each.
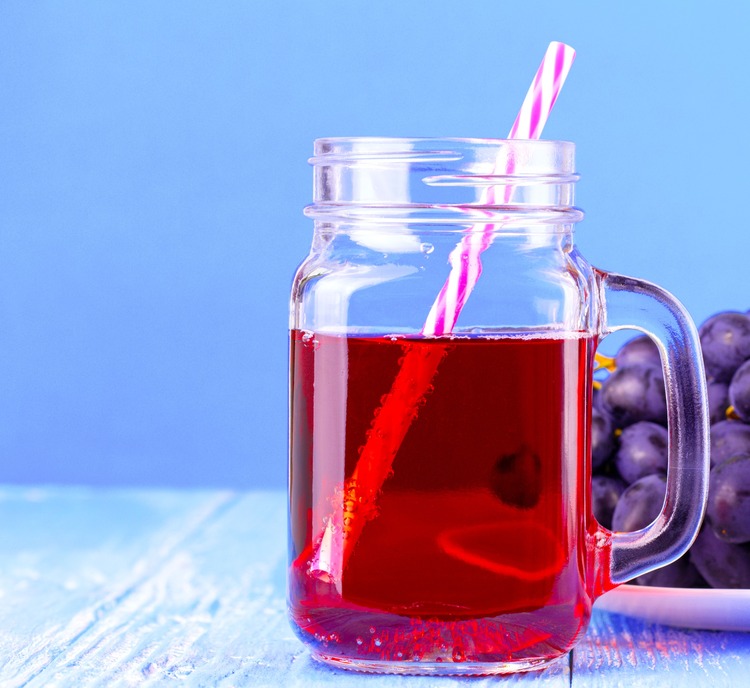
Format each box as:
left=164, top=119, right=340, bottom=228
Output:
left=421, top=41, right=576, bottom=337
left=306, top=42, right=577, bottom=580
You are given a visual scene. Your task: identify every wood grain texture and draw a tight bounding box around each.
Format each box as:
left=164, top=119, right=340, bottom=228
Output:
left=0, top=487, right=747, bottom=687
left=573, top=608, right=750, bottom=687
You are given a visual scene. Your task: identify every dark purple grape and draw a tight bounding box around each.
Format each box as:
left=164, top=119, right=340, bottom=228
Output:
left=614, top=421, right=668, bottom=485
left=699, top=311, right=750, bottom=382
left=592, top=386, right=604, bottom=412
left=707, top=380, right=730, bottom=424
left=710, top=419, right=750, bottom=467
left=635, top=553, right=708, bottom=588
left=689, top=526, right=750, bottom=588
left=611, top=473, right=667, bottom=532
left=729, top=360, right=750, bottom=422
left=592, top=475, right=626, bottom=530
left=707, top=454, right=750, bottom=543
left=615, top=335, right=661, bottom=370
left=591, top=408, right=616, bottom=470
left=600, top=364, right=667, bottom=427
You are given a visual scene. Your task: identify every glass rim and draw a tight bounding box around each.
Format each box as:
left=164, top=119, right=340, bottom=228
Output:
left=307, top=137, right=580, bottom=222
left=309, top=137, right=576, bottom=169
left=312, top=136, right=574, bottom=146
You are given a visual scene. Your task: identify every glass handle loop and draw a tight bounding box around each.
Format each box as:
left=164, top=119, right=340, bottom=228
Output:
left=596, top=270, right=710, bottom=589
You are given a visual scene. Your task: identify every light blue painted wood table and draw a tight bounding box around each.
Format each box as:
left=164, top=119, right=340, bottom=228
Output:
left=0, top=487, right=748, bottom=687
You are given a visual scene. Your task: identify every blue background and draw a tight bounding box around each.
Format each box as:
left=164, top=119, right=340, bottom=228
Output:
left=0, top=1, right=747, bottom=488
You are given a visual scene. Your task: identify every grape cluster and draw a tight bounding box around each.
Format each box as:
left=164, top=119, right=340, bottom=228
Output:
left=592, top=311, right=750, bottom=589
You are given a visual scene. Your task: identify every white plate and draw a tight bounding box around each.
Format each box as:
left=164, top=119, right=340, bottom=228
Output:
left=596, top=584, right=750, bottom=631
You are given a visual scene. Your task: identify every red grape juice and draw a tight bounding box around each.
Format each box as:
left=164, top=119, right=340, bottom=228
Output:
left=289, top=330, right=597, bottom=672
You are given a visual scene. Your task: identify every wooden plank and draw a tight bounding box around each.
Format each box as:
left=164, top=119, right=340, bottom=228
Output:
left=0, top=488, right=570, bottom=686
left=573, top=608, right=750, bottom=687
left=0, top=486, right=238, bottom=686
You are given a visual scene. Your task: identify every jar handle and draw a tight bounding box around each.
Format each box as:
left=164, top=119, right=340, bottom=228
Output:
left=590, top=270, right=710, bottom=596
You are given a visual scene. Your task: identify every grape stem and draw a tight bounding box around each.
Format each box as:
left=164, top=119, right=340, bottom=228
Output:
left=594, top=352, right=617, bottom=373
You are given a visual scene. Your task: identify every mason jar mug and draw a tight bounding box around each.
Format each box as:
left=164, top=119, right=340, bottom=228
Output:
left=288, top=138, right=709, bottom=675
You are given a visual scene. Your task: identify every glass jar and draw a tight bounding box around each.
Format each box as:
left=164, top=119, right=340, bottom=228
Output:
left=288, top=138, right=709, bottom=675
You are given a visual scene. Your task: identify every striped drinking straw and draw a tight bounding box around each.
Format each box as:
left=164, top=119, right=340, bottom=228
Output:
left=422, top=41, right=576, bottom=336
left=305, top=42, right=577, bottom=581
